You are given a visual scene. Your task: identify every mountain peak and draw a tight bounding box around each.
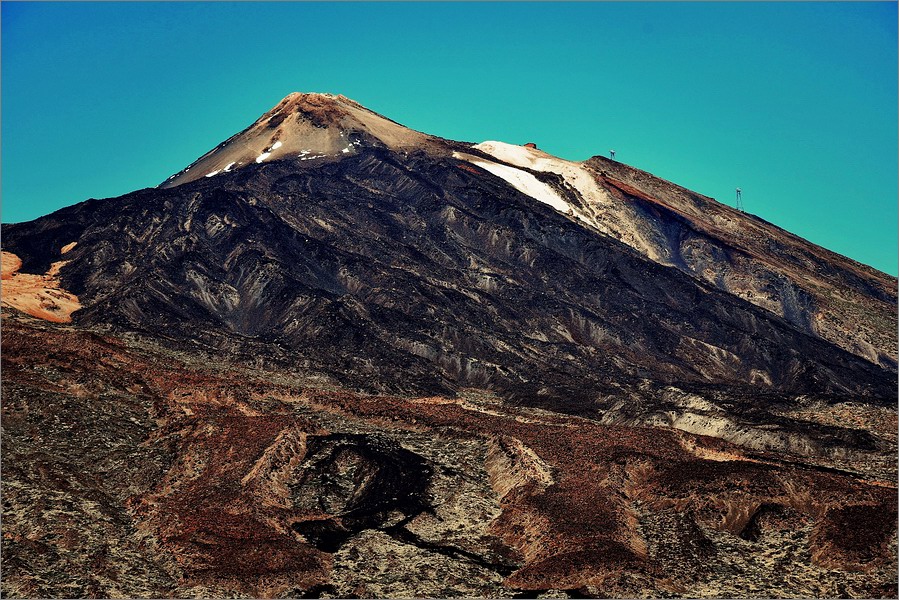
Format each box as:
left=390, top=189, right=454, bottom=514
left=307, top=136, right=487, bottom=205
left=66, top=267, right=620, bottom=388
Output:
left=160, top=92, right=433, bottom=188
left=263, top=92, right=352, bottom=125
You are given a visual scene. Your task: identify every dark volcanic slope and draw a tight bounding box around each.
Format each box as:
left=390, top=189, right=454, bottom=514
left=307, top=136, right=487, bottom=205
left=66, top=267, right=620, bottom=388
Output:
left=581, top=154, right=897, bottom=369
left=2, top=144, right=893, bottom=405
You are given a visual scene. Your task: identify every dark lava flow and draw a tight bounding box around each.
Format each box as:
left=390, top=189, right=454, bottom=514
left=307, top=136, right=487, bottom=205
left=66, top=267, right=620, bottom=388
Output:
left=289, top=433, right=519, bottom=575
left=289, top=434, right=433, bottom=551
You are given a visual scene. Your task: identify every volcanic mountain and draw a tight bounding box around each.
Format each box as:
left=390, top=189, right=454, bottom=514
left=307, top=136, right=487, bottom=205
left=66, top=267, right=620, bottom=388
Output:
left=2, top=93, right=896, bottom=598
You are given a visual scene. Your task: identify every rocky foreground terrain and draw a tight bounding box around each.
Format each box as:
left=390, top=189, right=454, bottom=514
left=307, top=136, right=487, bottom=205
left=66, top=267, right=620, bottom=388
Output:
left=2, top=93, right=896, bottom=597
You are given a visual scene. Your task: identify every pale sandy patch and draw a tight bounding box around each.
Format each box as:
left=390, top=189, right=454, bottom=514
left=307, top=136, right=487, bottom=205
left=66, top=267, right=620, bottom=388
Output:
left=1, top=248, right=82, bottom=322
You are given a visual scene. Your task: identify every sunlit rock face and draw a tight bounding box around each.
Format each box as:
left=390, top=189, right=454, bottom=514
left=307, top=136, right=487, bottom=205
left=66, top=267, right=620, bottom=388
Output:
left=2, top=93, right=895, bottom=598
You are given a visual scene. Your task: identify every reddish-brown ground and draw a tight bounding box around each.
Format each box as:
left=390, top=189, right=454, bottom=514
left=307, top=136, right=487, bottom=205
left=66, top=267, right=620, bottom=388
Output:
left=2, top=314, right=896, bottom=598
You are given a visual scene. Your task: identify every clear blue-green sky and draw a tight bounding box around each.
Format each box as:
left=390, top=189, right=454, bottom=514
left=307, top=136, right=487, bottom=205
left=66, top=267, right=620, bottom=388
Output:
left=2, top=2, right=896, bottom=274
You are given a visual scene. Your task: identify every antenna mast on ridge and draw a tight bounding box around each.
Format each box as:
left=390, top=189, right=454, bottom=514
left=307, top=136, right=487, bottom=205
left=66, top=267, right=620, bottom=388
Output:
left=735, top=188, right=743, bottom=212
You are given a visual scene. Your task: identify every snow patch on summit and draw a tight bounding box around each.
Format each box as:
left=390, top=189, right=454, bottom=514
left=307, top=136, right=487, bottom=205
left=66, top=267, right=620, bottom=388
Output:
left=473, top=141, right=547, bottom=169
left=458, top=156, right=572, bottom=214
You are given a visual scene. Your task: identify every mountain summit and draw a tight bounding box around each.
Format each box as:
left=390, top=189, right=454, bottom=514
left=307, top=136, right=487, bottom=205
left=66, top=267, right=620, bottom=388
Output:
left=2, top=92, right=896, bottom=598
left=160, top=93, right=437, bottom=188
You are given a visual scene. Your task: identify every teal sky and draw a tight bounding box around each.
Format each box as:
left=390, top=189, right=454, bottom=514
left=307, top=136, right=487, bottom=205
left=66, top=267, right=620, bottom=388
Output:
left=2, top=2, right=896, bottom=275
